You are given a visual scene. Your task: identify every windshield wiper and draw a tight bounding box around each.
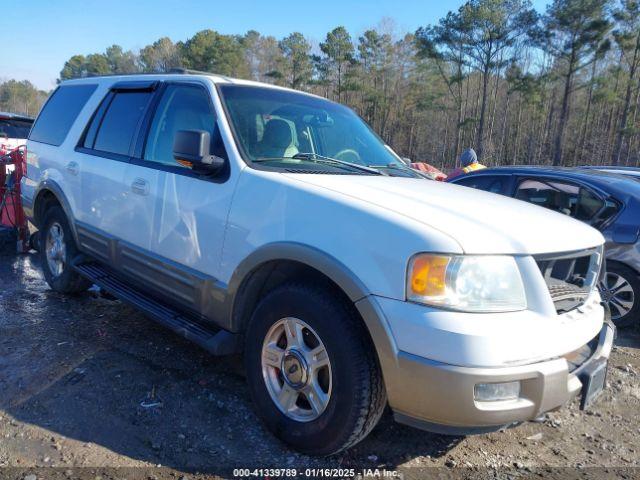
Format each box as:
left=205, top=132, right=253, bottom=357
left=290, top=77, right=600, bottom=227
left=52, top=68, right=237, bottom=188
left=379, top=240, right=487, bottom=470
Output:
left=291, top=153, right=384, bottom=175
left=253, top=153, right=384, bottom=175
left=367, top=162, right=428, bottom=178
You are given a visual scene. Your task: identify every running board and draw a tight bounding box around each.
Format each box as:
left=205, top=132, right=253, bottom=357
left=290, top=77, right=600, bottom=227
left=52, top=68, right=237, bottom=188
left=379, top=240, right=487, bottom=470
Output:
left=74, top=262, right=240, bottom=356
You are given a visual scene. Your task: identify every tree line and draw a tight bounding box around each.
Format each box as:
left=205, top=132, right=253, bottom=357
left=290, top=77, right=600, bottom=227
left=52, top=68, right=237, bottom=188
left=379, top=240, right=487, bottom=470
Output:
left=0, top=80, right=49, bottom=118
left=5, top=0, right=640, bottom=169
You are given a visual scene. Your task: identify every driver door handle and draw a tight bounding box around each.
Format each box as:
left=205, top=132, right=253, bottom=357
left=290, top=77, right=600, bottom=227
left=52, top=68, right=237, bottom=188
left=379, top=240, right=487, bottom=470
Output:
left=131, top=178, right=149, bottom=196
left=66, top=161, right=79, bottom=176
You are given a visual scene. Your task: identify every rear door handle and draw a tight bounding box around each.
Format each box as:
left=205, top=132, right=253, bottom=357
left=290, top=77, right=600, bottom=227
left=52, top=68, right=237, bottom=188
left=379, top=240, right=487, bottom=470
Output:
left=131, top=178, right=149, bottom=196
left=66, top=161, right=79, bottom=176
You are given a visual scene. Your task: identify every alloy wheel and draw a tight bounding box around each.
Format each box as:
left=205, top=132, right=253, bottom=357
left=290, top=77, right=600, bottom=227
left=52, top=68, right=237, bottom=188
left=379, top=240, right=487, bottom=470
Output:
left=599, top=271, right=635, bottom=321
left=45, top=222, right=66, bottom=278
left=261, top=317, right=332, bottom=422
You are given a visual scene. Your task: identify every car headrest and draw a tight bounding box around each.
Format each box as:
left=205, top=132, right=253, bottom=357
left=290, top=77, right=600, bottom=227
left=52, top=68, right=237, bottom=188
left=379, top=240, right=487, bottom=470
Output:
left=262, top=119, right=293, bottom=148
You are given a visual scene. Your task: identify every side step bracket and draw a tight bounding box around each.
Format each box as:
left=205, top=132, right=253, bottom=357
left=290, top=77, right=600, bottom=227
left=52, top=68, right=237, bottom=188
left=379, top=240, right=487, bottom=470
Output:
left=74, top=262, right=241, bottom=356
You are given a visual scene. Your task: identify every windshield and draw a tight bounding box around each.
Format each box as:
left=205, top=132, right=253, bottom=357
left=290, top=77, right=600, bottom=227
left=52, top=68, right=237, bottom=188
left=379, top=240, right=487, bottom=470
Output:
left=218, top=85, right=407, bottom=174
left=0, top=119, right=32, bottom=139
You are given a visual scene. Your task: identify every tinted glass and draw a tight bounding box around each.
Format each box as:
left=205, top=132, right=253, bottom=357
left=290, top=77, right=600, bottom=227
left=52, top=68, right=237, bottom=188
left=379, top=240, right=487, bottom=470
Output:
left=0, top=119, right=32, bottom=139
left=454, top=175, right=507, bottom=194
left=575, top=188, right=605, bottom=221
left=144, top=84, right=225, bottom=167
left=516, top=178, right=605, bottom=222
left=516, top=179, right=579, bottom=215
left=93, top=91, right=152, bottom=156
left=83, top=93, right=112, bottom=149
left=593, top=198, right=620, bottom=227
left=29, top=84, right=97, bottom=145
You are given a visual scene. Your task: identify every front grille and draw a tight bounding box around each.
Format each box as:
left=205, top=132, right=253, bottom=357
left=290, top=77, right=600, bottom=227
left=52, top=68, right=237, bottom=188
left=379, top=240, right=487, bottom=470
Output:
left=535, top=247, right=602, bottom=314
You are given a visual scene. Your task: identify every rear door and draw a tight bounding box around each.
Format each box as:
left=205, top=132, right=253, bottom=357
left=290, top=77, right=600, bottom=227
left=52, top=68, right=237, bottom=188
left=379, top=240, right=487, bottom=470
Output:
left=76, top=82, right=157, bottom=260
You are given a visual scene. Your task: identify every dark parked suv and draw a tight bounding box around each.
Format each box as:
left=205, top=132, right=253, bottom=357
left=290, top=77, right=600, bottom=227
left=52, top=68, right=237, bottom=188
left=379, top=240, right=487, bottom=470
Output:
left=449, top=166, right=640, bottom=328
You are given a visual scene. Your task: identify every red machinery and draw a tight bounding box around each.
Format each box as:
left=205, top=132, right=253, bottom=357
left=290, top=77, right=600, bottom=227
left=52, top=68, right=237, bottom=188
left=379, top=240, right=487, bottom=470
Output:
left=0, top=145, right=29, bottom=253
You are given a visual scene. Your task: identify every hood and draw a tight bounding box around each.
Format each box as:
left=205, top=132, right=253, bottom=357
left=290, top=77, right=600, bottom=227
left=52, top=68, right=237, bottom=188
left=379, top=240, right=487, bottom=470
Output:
left=284, top=174, right=605, bottom=255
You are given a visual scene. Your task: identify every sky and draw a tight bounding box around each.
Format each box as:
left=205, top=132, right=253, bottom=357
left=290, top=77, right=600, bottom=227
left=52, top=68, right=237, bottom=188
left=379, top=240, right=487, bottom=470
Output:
left=1, top=0, right=550, bottom=91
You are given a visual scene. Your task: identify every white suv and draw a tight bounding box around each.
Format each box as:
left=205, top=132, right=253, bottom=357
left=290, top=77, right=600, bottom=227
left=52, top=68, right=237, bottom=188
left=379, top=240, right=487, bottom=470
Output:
left=22, top=71, right=615, bottom=455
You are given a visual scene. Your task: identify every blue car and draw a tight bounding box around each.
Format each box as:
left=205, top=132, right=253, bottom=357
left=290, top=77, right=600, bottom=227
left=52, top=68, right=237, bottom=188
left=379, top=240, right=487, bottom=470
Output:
left=579, top=165, right=640, bottom=182
left=449, top=166, right=640, bottom=328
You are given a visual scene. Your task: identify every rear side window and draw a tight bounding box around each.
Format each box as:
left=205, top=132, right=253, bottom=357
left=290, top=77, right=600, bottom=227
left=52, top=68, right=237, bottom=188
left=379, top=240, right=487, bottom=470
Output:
left=91, top=91, right=153, bottom=156
left=575, top=188, right=605, bottom=221
left=515, top=178, right=607, bottom=223
left=29, top=84, right=97, bottom=146
left=516, top=179, right=580, bottom=216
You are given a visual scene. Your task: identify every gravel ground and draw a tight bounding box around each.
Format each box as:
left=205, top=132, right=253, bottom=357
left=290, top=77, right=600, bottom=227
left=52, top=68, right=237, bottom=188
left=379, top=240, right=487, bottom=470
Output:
left=1, top=252, right=639, bottom=479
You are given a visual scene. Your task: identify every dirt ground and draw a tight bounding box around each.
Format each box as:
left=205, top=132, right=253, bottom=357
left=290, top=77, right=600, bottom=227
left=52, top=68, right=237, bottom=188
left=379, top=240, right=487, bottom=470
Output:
left=1, top=252, right=639, bottom=479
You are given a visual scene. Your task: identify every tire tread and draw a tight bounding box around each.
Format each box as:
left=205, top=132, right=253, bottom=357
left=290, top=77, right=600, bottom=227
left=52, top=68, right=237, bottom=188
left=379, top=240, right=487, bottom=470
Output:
left=40, top=206, right=91, bottom=294
left=252, top=281, right=386, bottom=455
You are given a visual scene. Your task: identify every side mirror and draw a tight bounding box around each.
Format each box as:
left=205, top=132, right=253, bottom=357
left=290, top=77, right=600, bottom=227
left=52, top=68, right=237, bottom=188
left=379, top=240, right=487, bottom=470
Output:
left=173, top=130, right=226, bottom=175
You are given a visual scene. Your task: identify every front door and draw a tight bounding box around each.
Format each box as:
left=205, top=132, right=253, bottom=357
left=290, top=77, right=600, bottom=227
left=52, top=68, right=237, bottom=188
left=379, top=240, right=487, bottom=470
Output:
left=137, top=82, right=236, bottom=320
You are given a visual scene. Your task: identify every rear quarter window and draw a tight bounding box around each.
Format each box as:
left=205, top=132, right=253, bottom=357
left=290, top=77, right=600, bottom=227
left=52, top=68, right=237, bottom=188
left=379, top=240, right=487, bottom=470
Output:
left=29, top=84, right=97, bottom=146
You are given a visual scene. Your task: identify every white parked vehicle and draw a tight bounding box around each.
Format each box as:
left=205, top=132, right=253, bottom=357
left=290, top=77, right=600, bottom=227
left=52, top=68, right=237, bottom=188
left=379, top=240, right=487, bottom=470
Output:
left=22, top=71, right=615, bottom=455
left=0, top=112, right=33, bottom=153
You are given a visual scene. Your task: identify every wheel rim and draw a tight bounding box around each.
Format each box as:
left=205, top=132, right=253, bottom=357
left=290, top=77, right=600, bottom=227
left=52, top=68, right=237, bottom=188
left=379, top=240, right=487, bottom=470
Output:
left=599, top=271, right=635, bottom=321
left=261, top=317, right=332, bottom=422
left=45, top=222, right=66, bottom=278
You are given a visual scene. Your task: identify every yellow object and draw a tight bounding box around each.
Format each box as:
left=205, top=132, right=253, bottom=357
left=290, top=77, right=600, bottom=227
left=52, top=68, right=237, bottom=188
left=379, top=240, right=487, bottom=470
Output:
left=409, top=255, right=449, bottom=297
left=462, top=163, right=486, bottom=174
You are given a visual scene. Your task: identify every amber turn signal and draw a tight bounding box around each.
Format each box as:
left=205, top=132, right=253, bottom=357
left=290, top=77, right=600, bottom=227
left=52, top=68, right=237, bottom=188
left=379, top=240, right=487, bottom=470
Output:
left=409, top=254, right=449, bottom=297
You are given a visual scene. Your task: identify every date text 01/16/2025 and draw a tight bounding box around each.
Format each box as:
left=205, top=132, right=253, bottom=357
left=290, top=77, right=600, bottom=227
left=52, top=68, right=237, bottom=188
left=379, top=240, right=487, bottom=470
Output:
left=232, top=468, right=402, bottom=478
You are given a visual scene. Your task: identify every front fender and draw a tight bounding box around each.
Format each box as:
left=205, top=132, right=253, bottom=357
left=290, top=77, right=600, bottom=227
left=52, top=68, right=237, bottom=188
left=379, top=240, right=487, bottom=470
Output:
left=226, top=242, right=371, bottom=332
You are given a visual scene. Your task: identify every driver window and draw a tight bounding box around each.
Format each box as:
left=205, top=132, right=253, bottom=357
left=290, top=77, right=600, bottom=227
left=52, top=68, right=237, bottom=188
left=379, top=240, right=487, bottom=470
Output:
left=144, top=84, right=226, bottom=168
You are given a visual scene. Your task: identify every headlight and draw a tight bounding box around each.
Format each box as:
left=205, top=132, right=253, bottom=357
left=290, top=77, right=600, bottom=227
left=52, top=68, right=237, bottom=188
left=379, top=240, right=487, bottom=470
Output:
left=407, top=254, right=527, bottom=312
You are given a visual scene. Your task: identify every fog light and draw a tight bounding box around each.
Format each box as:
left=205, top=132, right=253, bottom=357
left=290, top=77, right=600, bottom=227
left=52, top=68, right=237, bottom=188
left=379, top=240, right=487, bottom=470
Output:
left=474, top=381, right=521, bottom=402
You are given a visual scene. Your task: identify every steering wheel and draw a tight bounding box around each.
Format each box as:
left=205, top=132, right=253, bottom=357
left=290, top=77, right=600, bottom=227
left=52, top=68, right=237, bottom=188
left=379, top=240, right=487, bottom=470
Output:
left=334, top=149, right=362, bottom=164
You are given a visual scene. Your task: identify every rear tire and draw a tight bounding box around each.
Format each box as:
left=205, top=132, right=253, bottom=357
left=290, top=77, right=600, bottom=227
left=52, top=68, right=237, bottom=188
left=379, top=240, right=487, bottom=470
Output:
left=40, top=206, right=91, bottom=294
left=601, top=262, right=639, bottom=328
left=244, top=282, right=386, bottom=456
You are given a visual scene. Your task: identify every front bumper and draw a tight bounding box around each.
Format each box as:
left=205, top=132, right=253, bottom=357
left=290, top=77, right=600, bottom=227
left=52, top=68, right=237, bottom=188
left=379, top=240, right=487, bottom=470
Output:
left=356, top=297, right=615, bottom=435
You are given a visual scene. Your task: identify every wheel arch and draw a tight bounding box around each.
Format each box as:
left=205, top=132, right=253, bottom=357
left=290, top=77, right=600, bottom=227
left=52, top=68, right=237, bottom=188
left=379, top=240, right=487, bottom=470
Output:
left=32, top=181, right=79, bottom=243
left=227, top=242, right=371, bottom=333
left=606, top=258, right=640, bottom=277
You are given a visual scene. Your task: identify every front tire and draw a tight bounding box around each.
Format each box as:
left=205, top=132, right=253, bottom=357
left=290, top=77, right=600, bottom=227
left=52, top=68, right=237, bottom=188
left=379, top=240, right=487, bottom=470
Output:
left=600, top=262, right=639, bottom=328
left=40, top=206, right=91, bottom=294
left=244, top=282, right=386, bottom=455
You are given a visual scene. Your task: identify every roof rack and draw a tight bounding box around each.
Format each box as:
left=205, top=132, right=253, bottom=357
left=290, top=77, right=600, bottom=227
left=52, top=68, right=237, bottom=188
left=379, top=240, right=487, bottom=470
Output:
left=64, top=69, right=232, bottom=82
left=168, top=68, right=232, bottom=81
